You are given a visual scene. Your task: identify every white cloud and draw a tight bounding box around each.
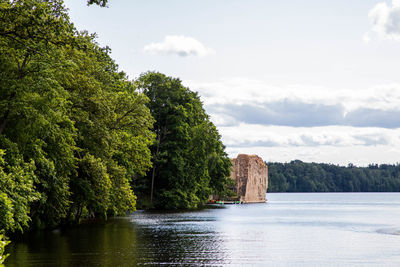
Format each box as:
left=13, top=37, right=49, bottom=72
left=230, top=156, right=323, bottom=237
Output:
left=185, top=79, right=400, bottom=128
left=144, top=35, right=214, bottom=57
left=186, top=78, right=400, bottom=112
left=368, top=0, right=400, bottom=41
left=219, top=124, right=400, bottom=166
left=183, top=78, right=400, bottom=165
left=219, top=124, right=398, bottom=148
left=226, top=145, right=400, bottom=166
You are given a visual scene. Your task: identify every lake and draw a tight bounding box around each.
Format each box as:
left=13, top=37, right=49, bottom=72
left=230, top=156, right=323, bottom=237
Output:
left=5, top=193, right=400, bottom=266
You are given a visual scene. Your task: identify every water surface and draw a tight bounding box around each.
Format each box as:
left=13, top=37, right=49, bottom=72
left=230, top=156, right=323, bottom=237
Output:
left=6, top=193, right=400, bottom=266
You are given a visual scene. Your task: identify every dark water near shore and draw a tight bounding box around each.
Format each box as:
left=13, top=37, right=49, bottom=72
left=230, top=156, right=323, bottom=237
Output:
left=5, top=193, right=400, bottom=266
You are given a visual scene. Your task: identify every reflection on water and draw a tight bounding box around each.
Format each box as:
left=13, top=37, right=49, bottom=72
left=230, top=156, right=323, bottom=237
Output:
left=5, top=193, right=400, bottom=266
left=6, top=218, right=146, bottom=266
left=129, top=210, right=228, bottom=265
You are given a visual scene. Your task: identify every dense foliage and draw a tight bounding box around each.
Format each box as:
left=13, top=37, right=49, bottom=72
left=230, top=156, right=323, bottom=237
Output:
left=0, top=0, right=232, bottom=238
left=0, top=0, right=154, bottom=233
left=268, top=160, right=400, bottom=192
left=133, top=72, right=232, bottom=209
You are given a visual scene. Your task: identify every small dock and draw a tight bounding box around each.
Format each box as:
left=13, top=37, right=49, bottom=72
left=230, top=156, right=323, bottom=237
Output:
left=208, top=200, right=243, bottom=205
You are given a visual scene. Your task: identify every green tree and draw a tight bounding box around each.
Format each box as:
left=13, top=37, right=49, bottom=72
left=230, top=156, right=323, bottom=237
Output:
left=60, top=32, right=154, bottom=220
left=268, top=160, right=400, bottom=193
left=134, top=72, right=231, bottom=209
left=1, top=0, right=154, bottom=231
left=0, top=0, right=77, bottom=228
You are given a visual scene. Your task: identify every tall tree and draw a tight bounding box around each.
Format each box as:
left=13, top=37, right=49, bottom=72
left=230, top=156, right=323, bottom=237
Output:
left=0, top=0, right=154, bottom=232
left=1, top=0, right=78, bottom=228
left=134, top=72, right=231, bottom=209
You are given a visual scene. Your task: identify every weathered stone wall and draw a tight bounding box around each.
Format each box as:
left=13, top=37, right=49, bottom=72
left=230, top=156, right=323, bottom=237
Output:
left=230, top=154, right=268, bottom=203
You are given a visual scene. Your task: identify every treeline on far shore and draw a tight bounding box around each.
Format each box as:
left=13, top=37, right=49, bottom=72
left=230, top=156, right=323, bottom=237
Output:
left=268, top=160, right=400, bottom=192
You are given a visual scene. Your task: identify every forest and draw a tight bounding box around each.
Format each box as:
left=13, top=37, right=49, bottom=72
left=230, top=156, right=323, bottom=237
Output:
left=0, top=0, right=232, bottom=254
left=268, top=160, right=400, bottom=192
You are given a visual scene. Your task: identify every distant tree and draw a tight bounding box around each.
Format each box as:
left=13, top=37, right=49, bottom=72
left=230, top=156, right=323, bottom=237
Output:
left=268, top=160, right=400, bottom=193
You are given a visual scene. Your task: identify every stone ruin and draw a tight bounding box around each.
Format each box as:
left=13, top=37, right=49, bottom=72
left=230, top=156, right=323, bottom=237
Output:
left=230, top=154, right=268, bottom=203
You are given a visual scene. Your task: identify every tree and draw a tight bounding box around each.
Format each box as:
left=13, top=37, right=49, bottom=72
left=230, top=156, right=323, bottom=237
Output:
left=134, top=72, right=231, bottom=209
left=0, top=0, right=154, bottom=231
left=268, top=160, right=400, bottom=193
left=60, top=32, right=154, bottom=221
left=0, top=0, right=78, bottom=228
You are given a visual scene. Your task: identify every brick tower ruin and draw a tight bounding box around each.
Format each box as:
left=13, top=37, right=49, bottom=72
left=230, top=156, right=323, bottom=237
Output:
left=230, top=154, right=268, bottom=203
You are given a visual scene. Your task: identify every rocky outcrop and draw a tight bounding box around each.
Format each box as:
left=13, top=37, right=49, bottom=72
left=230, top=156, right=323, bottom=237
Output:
left=230, top=154, right=268, bottom=203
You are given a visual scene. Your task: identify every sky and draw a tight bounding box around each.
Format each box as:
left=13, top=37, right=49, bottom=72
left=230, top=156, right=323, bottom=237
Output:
left=64, top=0, right=400, bottom=166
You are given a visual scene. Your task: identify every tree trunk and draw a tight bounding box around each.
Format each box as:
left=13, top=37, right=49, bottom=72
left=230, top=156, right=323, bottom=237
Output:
left=150, top=131, right=161, bottom=203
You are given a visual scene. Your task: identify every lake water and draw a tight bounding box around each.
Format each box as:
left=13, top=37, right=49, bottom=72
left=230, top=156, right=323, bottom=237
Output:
left=5, top=193, right=400, bottom=266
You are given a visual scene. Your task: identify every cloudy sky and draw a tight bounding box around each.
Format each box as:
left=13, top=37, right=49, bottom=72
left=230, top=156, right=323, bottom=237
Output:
left=64, top=0, right=400, bottom=166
